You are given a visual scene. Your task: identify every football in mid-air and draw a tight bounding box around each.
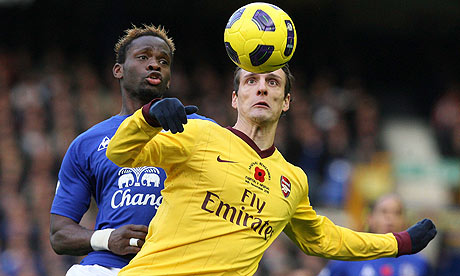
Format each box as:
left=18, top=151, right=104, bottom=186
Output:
left=224, top=2, right=297, bottom=73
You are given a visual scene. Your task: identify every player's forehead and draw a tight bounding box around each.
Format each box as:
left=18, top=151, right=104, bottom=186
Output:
left=127, top=35, right=171, bottom=56
left=239, top=68, right=286, bottom=82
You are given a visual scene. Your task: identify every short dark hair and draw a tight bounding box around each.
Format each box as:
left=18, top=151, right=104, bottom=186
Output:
left=232, top=64, right=294, bottom=98
left=114, top=24, right=175, bottom=64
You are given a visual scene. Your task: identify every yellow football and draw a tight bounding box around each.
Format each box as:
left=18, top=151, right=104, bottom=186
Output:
left=224, top=2, right=297, bottom=73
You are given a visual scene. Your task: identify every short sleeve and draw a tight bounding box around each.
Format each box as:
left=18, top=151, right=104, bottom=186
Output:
left=50, top=140, right=92, bottom=223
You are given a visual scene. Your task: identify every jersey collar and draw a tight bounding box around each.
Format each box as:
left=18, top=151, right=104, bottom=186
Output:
left=226, top=127, right=276, bottom=159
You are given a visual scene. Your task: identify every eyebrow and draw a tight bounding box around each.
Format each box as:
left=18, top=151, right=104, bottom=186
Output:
left=243, top=72, right=282, bottom=80
left=265, top=73, right=282, bottom=80
left=133, top=47, right=171, bottom=58
left=133, top=46, right=152, bottom=53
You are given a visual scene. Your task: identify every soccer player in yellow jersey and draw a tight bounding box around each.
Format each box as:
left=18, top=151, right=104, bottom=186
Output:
left=107, top=65, right=437, bottom=276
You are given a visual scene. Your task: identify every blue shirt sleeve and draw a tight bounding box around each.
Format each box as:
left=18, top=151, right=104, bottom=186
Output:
left=50, top=138, right=92, bottom=223
left=187, top=113, right=218, bottom=124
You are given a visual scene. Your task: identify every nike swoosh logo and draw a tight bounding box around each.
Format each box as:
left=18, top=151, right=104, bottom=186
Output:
left=217, top=155, right=237, bottom=163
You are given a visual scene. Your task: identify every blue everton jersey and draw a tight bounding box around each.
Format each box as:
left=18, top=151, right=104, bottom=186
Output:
left=320, top=254, right=431, bottom=276
left=50, top=113, right=213, bottom=268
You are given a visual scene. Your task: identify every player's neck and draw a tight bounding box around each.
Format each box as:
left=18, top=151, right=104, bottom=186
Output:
left=118, top=92, right=145, bottom=116
left=233, top=119, right=277, bottom=151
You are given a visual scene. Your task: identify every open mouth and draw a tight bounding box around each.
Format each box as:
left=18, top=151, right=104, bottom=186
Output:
left=146, top=72, right=162, bottom=85
left=253, top=101, right=269, bottom=108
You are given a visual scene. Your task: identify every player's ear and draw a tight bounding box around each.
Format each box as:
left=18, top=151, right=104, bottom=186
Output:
left=231, top=91, right=238, bottom=110
left=113, top=63, right=123, bottom=79
left=282, top=93, right=290, bottom=112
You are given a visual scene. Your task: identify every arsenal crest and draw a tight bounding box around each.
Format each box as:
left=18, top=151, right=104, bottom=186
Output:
left=280, top=176, right=291, bottom=198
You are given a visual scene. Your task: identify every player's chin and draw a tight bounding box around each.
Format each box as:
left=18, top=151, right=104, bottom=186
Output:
left=250, top=112, right=274, bottom=124
left=142, top=81, right=164, bottom=90
left=254, top=108, right=278, bottom=117
left=138, top=87, right=165, bottom=102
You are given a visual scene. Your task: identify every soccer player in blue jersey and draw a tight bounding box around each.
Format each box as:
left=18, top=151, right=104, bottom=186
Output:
left=319, top=194, right=432, bottom=276
left=49, top=24, right=212, bottom=276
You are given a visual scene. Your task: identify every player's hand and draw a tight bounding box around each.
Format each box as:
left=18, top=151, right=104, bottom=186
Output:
left=407, top=218, right=437, bottom=253
left=149, top=98, right=198, bottom=134
left=107, top=224, right=148, bottom=255
left=394, top=218, right=437, bottom=256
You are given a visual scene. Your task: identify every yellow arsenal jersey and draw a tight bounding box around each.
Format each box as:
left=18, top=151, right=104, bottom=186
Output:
left=107, top=109, right=398, bottom=276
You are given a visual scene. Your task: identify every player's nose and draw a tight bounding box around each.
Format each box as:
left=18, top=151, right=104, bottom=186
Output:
left=256, top=89, right=268, bottom=96
left=147, top=59, right=160, bottom=71
left=256, top=81, right=268, bottom=96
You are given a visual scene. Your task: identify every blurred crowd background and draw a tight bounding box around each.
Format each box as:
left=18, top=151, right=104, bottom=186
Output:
left=0, top=0, right=459, bottom=275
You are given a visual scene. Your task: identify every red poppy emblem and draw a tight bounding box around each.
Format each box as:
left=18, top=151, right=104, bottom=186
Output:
left=254, top=167, right=265, bottom=182
left=280, top=176, right=291, bottom=198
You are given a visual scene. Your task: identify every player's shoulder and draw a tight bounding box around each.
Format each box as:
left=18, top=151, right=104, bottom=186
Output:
left=186, top=115, right=221, bottom=130
left=187, top=113, right=216, bottom=122
left=271, top=150, right=309, bottom=194
left=68, top=115, right=129, bottom=151
left=275, top=150, right=306, bottom=176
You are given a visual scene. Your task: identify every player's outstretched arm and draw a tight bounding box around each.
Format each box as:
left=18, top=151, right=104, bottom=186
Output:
left=50, top=214, right=148, bottom=256
left=107, top=98, right=198, bottom=168
left=146, top=98, right=198, bottom=134
left=393, top=218, right=437, bottom=256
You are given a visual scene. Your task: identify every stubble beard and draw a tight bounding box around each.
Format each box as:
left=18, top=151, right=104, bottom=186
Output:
left=133, top=87, right=166, bottom=105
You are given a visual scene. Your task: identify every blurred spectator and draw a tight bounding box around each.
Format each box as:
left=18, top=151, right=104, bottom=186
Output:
left=318, top=117, right=352, bottom=207
left=432, top=85, right=460, bottom=157
left=289, top=116, right=325, bottom=204
left=255, top=234, right=297, bottom=276
left=346, top=152, right=393, bottom=229
left=319, top=194, right=432, bottom=276
left=351, top=95, right=382, bottom=162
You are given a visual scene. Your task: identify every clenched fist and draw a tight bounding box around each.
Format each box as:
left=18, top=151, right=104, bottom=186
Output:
left=108, top=224, right=148, bottom=255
